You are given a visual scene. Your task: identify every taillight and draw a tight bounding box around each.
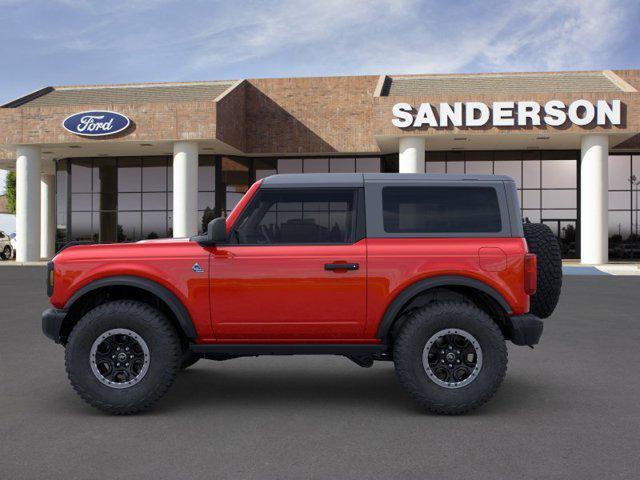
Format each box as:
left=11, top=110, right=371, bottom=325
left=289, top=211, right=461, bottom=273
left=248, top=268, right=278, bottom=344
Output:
left=524, top=254, right=537, bottom=295
left=47, top=261, right=54, bottom=297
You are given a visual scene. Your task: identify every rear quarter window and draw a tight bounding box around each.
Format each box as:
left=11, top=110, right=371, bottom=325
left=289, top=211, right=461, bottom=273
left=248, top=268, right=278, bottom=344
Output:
left=382, top=186, right=502, bottom=234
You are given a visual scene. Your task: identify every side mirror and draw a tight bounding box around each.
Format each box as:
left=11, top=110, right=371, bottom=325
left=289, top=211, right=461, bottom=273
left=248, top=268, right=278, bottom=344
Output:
left=207, top=217, right=227, bottom=243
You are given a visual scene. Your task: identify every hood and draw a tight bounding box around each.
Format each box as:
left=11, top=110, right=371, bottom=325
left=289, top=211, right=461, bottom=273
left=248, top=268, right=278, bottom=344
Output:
left=53, top=237, right=197, bottom=263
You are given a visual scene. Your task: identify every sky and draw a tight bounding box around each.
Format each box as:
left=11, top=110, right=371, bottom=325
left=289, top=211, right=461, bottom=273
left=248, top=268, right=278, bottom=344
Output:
left=1, top=0, right=639, bottom=193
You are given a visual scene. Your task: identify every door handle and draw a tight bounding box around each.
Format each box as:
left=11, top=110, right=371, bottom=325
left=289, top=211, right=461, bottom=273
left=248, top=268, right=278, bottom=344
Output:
left=325, top=263, right=359, bottom=271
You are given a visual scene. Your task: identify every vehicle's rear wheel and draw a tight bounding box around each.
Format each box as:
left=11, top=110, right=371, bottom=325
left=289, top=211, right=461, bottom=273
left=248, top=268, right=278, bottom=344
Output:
left=1, top=245, right=11, bottom=260
left=523, top=222, right=562, bottom=319
left=393, top=301, right=507, bottom=415
left=65, top=300, right=181, bottom=414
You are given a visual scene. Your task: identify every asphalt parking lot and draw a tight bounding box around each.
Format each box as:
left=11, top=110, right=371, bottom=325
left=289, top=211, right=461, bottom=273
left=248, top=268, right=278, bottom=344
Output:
left=1, top=266, right=639, bottom=479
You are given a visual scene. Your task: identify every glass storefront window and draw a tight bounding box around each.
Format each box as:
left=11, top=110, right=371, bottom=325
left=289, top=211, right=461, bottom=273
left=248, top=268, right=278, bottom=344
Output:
left=197, top=156, right=217, bottom=232
left=425, top=161, right=446, bottom=173
left=493, top=160, right=521, bottom=188
left=118, top=211, right=141, bottom=242
left=70, top=212, right=92, bottom=241
left=447, top=161, right=464, bottom=174
left=198, top=192, right=214, bottom=211
left=55, top=160, right=68, bottom=250
left=198, top=156, right=215, bottom=191
left=522, top=160, right=540, bottom=188
left=278, top=158, right=302, bottom=173
left=523, top=190, right=540, bottom=209
left=118, top=193, right=141, bottom=211
left=143, top=157, right=167, bottom=191
left=609, top=211, right=631, bottom=239
left=66, top=157, right=172, bottom=243
left=609, top=155, right=631, bottom=190
left=70, top=193, right=92, bottom=211
left=304, top=158, right=329, bottom=173
left=142, top=211, right=166, bottom=239
left=356, top=157, right=381, bottom=172
left=142, top=192, right=167, bottom=211
left=255, top=158, right=277, bottom=180
left=221, top=156, right=249, bottom=219
left=608, top=154, right=639, bottom=259
left=522, top=209, right=541, bottom=223
left=330, top=157, right=355, bottom=172
left=609, top=191, right=631, bottom=210
left=542, top=190, right=577, bottom=209
left=71, top=159, right=92, bottom=193
left=542, top=209, right=576, bottom=220
left=465, top=161, right=493, bottom=174
left=421, top=150, right=579, bottom=258
left=117, top=158, right=141, bottom=192
left=542, top=160, right=576, bottom=189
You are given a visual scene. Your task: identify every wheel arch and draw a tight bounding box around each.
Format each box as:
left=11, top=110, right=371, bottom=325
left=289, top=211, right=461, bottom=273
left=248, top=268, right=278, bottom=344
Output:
left=376, top=275, right=513, bottom=342
left=61, top=276, right=197, bottom=343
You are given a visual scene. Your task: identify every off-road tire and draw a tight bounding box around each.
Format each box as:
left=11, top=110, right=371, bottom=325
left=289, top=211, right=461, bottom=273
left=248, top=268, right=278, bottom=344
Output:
left=394, top=301, right=507, bottom=415
left=1, top=245, right=11, bottom=260
left=65, top=300, right=181, bottom=414
left=180, top=348, right=200, bottom=370
left=523, top=222, right=562, bottom=319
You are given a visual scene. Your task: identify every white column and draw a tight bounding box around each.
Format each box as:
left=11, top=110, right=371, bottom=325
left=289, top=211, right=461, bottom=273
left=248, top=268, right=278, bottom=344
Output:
left=172, top=141, right=199, bottom=238
left=580, top=134, right=609, bottom=264
left=16, top=146, right=41, bottom=262
left=40, top=168, right=56, bottom=259
left=398, top=137, right=426, bottom=173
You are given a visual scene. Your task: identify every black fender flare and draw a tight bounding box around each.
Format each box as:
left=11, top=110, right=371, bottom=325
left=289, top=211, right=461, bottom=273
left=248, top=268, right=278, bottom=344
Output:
left=376, top=275, right=512, bottom=340
left=64, top=275, right=197, bottom=339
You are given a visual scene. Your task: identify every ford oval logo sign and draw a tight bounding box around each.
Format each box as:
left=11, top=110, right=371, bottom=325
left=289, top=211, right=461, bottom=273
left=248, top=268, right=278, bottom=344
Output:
left=62, top=110, right=130, bottom=137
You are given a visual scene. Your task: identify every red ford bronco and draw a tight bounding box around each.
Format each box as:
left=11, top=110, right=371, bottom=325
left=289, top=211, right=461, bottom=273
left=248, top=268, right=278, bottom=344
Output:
left=42, top=173, right=562, bottom=415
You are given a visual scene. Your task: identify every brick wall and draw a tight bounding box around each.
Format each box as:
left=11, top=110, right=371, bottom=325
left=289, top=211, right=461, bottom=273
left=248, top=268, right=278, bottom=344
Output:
left=216, top=81, right=246, bottom=151
left=0, top=70, right=638, bottom=156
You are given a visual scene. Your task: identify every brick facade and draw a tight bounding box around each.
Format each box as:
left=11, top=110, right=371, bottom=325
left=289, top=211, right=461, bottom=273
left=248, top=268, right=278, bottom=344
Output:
left=0, top=69, right=638, bottom=158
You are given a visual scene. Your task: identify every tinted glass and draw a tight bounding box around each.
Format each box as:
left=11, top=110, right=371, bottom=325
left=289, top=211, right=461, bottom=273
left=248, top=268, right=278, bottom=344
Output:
left=382, top=186, right=502, bottom=233
left=71, top=159, right=92, bottom=193
left=356, top=157, right=381, bottom=173
left=234, top=189, right=356, bottom=244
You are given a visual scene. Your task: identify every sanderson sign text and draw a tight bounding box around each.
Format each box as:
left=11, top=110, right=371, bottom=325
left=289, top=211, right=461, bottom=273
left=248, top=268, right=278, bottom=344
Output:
left=391, top=100, right=622, bottom=128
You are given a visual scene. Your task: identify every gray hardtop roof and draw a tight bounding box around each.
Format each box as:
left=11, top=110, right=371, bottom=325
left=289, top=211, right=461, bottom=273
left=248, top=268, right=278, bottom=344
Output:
left=261, top=172, right=514, bottom=188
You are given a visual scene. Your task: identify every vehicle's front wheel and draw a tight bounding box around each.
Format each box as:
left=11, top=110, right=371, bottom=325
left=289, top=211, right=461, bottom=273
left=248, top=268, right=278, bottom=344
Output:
left=65, top=300, right=181, bottom=414
left=393, top=301, right=507, bottom=415
left=1, top=245, right=11, bottom=260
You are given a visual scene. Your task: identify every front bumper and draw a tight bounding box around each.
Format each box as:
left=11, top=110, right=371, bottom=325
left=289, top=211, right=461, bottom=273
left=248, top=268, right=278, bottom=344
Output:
left=42, top=308, right=68, bottom=344
left=506, top=313, right=543, bottom=346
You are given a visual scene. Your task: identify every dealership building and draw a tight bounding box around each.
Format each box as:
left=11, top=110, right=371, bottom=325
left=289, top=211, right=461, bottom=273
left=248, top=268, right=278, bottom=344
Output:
left=0, top=69, right=639, bottom=263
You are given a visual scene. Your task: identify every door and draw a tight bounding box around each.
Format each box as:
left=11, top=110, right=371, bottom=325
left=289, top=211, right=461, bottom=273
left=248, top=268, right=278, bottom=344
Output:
left=542, top=218, right=578, bottom=259
left=210, top=187, right=367, bottom=341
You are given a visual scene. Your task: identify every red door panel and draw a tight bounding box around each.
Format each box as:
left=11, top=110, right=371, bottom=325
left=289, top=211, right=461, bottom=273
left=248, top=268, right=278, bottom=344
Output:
left=210, top=240, right=367, bottom=341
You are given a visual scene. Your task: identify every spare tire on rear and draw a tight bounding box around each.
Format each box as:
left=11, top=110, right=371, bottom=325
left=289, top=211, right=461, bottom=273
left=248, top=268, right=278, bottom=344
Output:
left=523, top=223, right=562, bottom=319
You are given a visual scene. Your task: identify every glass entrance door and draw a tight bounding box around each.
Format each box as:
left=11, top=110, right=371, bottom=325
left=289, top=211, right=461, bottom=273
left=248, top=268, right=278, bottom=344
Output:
left=542, top=219, right=578, bottom=259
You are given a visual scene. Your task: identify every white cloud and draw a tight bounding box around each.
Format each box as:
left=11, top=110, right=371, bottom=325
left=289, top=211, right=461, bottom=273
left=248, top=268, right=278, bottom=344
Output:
left=177, top=0, right=632, bottom=75
left=2, top=0, right=635, bottom=83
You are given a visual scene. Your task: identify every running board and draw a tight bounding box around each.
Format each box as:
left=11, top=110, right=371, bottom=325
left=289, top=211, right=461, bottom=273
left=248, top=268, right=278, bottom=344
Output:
left=190, top=343, right=388, bottom=356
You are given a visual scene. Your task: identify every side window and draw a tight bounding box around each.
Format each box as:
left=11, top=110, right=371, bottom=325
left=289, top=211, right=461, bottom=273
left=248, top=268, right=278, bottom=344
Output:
left=233, top=189, right=357, bottom=244
left=0, top=232, right=5, bottom=239
left=382, top=186, right=502, bottom=233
